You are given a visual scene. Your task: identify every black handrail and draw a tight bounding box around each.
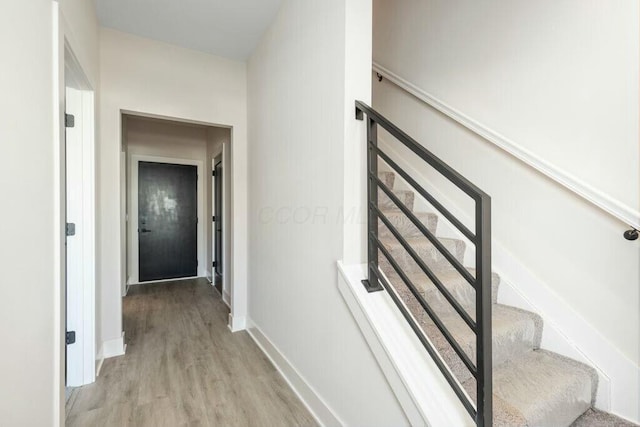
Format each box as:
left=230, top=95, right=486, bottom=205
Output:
left=356, top=100, right=493, bottom=427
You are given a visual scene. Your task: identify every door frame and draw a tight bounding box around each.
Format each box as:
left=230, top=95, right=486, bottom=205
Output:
left=63, top=44, right=97, bottom=388
left=211, top=146, right=230, bottom=308
left=129, top=154, right=204, bottom=285
left=116, top=110, right=246, bottom=334
left=213, top=157, right=223, bottom=279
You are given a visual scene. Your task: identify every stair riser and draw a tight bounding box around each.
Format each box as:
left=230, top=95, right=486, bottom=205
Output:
left=378, top=171, right=395, bottom=189
left=420, top=278, right=500, bottom=313
left=379, top=190, right=414, bottom=212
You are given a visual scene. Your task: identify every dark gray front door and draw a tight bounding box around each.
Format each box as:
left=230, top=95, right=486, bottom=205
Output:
left=138, top=161, right=198, bottom=282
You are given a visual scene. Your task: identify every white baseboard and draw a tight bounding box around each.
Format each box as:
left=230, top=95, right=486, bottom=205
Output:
left=227, top=313, right=246, bottom=332
left=127, top=275, right=203, bottom=286
left=102, top=332, right=126, bottom=359
left=379, top=139, right=639, bottom=423
left=222, top=290, right=231, bottom=308
left=246, top=320, right=344, bottom=427
left=95, top=355, right=104, bottom=377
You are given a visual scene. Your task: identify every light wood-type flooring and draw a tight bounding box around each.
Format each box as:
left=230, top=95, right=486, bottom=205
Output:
left=66, top=278, right=317, bottom=427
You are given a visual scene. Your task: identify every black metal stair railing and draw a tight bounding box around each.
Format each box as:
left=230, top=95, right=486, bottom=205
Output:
left=355, top=101, right=493, bottom=427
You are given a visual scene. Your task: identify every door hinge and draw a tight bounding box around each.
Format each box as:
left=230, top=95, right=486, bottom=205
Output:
left=65, top=113, right=75, bottom=128
left=212, top=216, right=216, bottom=222
left=66, top=331, right=76, bottom=345
left=212, top=261, right=216, bottom=267
left=66, top=223, right=76, bottom=236
left=212, top=170, right=216, bottom=177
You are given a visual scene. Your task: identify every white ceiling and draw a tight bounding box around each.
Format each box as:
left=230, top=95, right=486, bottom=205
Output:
left=95, top=0, right=283, bottom=60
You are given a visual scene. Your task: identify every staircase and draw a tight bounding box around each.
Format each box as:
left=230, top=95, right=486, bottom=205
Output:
left=378, top=168, right=601, bottom=426
left=356, top=101, right=637, bottom=427
left=375, top=158, right=640, bottom=427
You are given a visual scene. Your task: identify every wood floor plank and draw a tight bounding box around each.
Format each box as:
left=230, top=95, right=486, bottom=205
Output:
left=66, top=278, right=317, bottom=427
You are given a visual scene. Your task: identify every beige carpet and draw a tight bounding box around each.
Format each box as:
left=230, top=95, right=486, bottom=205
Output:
left=572, top=409, right=639, bottom=427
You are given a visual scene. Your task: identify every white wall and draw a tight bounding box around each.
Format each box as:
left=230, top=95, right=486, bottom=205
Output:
left=373, top=0, right=640, bottom=420
left=374, top=0, right=639, bottom=214
left=98, top=28, right=249, bottom=348
left=0, top=0, right=99, bottom=425
left=0, top=2, right=56, bottom=425
left=247, top=1, right=408, bottom=425
left=60, top=0, right=99, bottom=87
left=342, top=0, right=373, bottom=265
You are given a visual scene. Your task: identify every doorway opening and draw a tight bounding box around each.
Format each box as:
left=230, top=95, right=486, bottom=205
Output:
left=121, top=115, right=232, bottom=302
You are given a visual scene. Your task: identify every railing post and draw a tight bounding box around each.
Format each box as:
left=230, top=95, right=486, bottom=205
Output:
left=362, top=116, right=383, bottom=292
left=476, top=196, right=493, bottom=427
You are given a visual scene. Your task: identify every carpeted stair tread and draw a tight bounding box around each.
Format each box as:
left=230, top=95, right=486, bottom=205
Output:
left=394, top=284, right=542, bottom=384
left=571, top=409, right=639, bottom=427
left=384, top=267, right=500, bottom=309
left=475, top=350, right=597, bottom=427
left=378, top=210, right=438, bottom=238
left=379, top=234, right=466, bottom=273
left=435, top=304, right=542, bottom=367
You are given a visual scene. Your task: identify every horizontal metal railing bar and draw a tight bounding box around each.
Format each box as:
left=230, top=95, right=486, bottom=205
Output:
left=372, top=231, right=478, bottom=378
left=356, top=100, right=489, bottom=203
left=374, top=174, right=477, bottom=289
left=371, top=248, right=477, bottom=419
left=375, top=147, right=476, bottom=243
left=373, top=203, right=477, bottom=331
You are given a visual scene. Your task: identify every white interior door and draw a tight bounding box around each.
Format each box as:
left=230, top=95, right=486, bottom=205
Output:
left=65, top=87, right=84, bottom=386
left=64, top=83, right=96, bottom=387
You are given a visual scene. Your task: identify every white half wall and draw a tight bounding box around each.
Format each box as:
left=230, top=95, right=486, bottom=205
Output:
left=247, top=1, right=408, bottom=425
left=98, top=28, right=249, bottom=349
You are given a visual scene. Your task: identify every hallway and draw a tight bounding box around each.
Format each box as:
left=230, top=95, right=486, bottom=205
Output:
left=65, top=279, right=317, bottom=426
